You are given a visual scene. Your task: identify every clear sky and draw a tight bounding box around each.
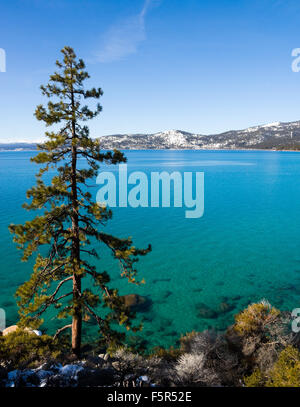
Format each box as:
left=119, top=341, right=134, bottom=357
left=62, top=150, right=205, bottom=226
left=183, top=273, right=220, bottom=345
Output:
left=1, top=0, right=300, bottom=142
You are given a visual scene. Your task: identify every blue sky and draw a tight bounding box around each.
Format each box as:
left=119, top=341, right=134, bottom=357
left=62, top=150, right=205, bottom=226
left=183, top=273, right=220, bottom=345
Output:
left=1, top=0, right=300, bottom=141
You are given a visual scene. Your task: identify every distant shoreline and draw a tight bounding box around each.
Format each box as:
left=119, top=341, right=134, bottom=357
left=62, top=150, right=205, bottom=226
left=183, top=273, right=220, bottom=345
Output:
left=1, top=148, right=300, bottom=153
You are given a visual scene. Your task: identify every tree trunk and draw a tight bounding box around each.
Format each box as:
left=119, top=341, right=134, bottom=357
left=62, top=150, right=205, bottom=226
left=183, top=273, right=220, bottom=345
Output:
left=71, top=143, right=82, bottom=356
left=70, top=66, right=82, bottom=357
left=71, top=138, right=82, bottom=356
left=72, top=272, right=82, bottom=356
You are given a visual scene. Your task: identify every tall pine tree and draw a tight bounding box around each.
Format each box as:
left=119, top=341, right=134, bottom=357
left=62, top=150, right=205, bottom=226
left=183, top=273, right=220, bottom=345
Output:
left=9, top=47, right=151, bottom=357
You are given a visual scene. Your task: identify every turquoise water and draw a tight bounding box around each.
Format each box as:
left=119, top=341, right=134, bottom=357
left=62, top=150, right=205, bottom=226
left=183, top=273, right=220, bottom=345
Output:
left=1, top=150, right=300, bottom=349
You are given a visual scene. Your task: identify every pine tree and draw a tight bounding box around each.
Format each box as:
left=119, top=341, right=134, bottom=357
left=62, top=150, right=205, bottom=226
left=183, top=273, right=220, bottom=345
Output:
left=9, top=47, right=151, bottom=357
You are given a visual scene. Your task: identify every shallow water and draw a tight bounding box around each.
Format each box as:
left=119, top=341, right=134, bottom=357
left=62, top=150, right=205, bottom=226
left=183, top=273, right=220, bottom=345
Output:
left=1, top=150, right=300, bottom=349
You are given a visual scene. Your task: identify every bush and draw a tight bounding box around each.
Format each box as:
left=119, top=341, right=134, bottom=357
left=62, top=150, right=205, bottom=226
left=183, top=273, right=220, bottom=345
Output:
left=245, top=346, right=300, bottom=387
left=244, top=368, right=264, bottom=387
left=112, top=347, right=144, bottom=373
left=174, top=353, right=219, bottom=386
left=149, top=346, right=182, bottom=362
left=180, top=330, right=216, bottom=354
left=0, top=329, right=67, bottom=368
left=233, top=300, right=280, bottom=336
left=266, top=346, right=300, bottom=387
left=180, top=331, right=198, bottom=352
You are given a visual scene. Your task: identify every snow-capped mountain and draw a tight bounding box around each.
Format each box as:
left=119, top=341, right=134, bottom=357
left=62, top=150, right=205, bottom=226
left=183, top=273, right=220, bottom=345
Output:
left=97, top=120, right=300, bottom=150
left=2, top=120, right=300, bottom=151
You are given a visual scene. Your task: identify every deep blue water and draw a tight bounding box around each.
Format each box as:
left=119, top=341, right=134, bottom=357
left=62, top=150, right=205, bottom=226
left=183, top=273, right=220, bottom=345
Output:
left=1, top=150, right=300, bottom=349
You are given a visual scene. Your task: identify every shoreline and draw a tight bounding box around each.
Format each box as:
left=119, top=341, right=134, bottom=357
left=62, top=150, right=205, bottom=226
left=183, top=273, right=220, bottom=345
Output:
left=1, top=148, right=300, bottom=153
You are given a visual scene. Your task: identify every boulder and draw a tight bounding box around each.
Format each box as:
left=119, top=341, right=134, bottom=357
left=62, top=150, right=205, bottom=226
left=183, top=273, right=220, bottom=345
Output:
left=77, top=367, right=116, bottom=387
left=21, top=371, right=40, bottom=387
left=2, top=325, right=42, bottom=336
left=121, top=294, right=150, bottom=312
left=32, top=329, right=42, bottom=336
left=0, top=366, right=7, bottom=385
left=2, top=325, right=18, bottom=336
left=84, top=356, right=105, bottom=369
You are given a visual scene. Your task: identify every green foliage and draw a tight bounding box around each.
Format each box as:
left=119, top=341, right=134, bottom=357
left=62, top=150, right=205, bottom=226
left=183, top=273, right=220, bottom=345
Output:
left=266, top=346, right=300, bottom=387
left=245, top=346, right=300, bottom=387
left=9, top=46, right=151, bottom=354
left=244, top=368, right=264, bottom=387
left=0, top=330, right=67, bottom=368
left=233, top=301, right=280, bottom=336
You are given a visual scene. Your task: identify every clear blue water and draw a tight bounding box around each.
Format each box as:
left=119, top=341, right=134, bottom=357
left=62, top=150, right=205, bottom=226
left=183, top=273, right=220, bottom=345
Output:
left=1, top=150, right=300, bottom=349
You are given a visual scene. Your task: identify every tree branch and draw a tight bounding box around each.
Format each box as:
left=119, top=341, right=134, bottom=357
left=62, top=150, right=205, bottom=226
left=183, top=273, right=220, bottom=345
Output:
left=53, top=324, right=72, bottom=340
left=35, top=276, right=73, bottom=317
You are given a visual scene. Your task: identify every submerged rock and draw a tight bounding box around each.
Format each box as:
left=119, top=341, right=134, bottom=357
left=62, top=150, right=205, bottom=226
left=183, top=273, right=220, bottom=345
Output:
left=121, top=294, right=151, bottom=312
left=196, top=303, right=218, bottom=319
left=167, top=330, right=178, bottom=337
left=219, top=302, right=235, bottom=314
left=152, top=278, right=171, bottom=284
left=163, top=291, right=172, bottom=299
left=193, top=288, right=203, bottom=293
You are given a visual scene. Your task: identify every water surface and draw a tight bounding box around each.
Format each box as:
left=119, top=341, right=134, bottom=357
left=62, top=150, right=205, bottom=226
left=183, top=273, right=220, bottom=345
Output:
left=1, top=150, right=299, bottom=348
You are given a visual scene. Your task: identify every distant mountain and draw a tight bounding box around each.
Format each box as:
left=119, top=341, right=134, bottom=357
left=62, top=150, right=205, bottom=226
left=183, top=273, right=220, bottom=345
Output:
left=0, top=142, right=38, bottom=151
left=97, top=121, right=300, bottom=150
left=2, top=120, right=300, bottom=151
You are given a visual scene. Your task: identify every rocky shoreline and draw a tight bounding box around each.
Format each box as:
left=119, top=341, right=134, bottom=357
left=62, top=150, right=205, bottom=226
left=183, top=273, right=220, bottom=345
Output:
left=1, top=301, right=299, bottom=387
left=0, top=356, right=154, bottom=388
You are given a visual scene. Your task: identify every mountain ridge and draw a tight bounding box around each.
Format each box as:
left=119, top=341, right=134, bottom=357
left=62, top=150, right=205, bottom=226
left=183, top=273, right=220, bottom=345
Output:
left=2, top=120, right=300, bottom=151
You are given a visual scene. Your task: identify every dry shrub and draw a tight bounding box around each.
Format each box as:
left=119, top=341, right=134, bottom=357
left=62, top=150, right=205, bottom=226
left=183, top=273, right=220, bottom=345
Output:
left=233, top=300, right=280, bottom=336
left=173, top=353, right=219, bottom=386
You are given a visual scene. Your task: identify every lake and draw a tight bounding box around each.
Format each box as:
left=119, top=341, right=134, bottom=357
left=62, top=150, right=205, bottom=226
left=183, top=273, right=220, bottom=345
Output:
left=1, top=149, right=300, bottom=349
